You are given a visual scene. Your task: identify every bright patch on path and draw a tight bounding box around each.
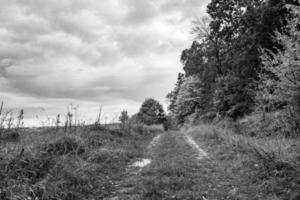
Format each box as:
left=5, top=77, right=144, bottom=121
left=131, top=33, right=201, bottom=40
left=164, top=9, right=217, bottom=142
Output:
left=184, top=133, right=208, bottom=159
left=131, top=134, right=162, bottom=168
left=132, top=159, right=152, bottom=168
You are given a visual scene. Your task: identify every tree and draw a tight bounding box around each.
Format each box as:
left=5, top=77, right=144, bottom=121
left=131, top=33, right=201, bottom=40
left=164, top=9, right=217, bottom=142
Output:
left=173, top=76, right=204, bottom=123
left=207, top=0, right=290, bottom=119
left=213, top=75, right=255, bottom=119
left=167, top=0, right=292, bottom=124
left=137, top=98, right=166, bottom=125
left=166, top=73, right=185, bottom=114
left=258, top=9, right=300, bottom=134
left=119, top=110, right=129, bottom=129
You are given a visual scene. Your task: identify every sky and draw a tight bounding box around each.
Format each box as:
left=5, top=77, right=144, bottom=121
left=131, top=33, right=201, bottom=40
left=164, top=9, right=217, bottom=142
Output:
left=0, top=0, right=210, bottom=127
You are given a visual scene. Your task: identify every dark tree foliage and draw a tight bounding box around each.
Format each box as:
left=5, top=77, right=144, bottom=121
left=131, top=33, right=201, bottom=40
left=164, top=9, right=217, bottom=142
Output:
left=181, top=42, right=208, bottom=77
left=168, top=0, right=292, bottom=121
left=137, top=98, right=166, bottom=125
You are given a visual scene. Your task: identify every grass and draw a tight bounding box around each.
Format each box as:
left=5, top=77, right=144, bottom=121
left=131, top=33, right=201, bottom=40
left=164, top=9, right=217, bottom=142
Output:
left=0, top=124, right=161, bottom=200
left=1, top=103, right=298, bottom=200
left=124, top=131, right=238, bottom=200
left=186, top=124, right=300, bottom=200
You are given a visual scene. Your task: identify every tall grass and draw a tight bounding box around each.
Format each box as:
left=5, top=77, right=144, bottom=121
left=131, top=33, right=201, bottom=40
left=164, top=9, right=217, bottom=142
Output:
left=186, top=123, right=299, bottom=168
left=186, top=122, right=300, bottom=199
left=0, top=106, right=163, bottom=200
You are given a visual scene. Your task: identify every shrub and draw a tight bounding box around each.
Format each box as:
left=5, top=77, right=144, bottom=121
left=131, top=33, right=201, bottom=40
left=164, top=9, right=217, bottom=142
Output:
left=31, top=160, right=91, bottom=200
left=43, top=137, right=85, bottom=156
left=86, top=134, right=104, bottom=148
left=6, top=154, right=55, bottom=184
left=237, top=111, right=299, bottom=138
left=257, top=10, right=300, bottom=136
left=0, top=130, right=20, bottom=142
left=131, top=124, right=163, bottom=136
left=87, top=148, right=130, bottom=165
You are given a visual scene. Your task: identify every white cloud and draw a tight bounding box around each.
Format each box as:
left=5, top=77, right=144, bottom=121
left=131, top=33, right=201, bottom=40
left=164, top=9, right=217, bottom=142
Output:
left=0, top=0, right=210, bottom=126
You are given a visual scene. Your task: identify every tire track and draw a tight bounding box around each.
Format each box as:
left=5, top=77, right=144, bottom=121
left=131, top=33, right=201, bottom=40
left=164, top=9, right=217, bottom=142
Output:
left=183, top=132, right=208, bottom=159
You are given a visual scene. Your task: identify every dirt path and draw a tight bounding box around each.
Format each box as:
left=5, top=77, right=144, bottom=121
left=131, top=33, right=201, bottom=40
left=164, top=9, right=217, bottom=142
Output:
left=104, top=134, right=162, bottom=200
left=104, top=129, right=289, bottom=199
left=183, top=132, right=208, bottom=159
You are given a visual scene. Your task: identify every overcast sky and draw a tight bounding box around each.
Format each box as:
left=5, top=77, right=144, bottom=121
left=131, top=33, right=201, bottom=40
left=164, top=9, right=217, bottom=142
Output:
left=0, top=0, right=209, bottom=126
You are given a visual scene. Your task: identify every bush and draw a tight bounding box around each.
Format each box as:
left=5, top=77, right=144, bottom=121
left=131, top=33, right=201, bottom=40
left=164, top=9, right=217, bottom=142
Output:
left=0, top=130, right=20, bottom=142
left=0, top=152, right=55, bottom=200
left=31, top=160, right=91, bottom=200
left=131, top=124, right=163, bottom=136
left=6, top=154, right=55, bottom=184
left=43, top=137, right=85, bottom=156
left=86, top=134, right=104, bottom=148
left=87, top=148, right=130, bottom=165
left=237, top=111, right=299, bottom=137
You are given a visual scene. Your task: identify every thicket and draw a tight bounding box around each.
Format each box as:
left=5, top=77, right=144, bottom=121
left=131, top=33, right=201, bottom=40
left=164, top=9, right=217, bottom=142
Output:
left=167, top=0, right=299, bottom=137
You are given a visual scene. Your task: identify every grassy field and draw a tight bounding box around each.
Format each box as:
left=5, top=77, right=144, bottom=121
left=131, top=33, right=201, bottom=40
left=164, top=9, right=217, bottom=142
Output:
left=0, top=124, right=163, bottom=200
left=1, top=122, right=299, bottom=200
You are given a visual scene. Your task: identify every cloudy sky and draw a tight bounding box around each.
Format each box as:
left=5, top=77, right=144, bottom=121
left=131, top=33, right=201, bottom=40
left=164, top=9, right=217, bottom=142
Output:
left=0, top=0, right=209, bottom=126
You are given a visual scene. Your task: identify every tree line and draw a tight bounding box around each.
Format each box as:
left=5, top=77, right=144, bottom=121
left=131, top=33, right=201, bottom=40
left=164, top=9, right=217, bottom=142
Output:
left=119, top=0, right=299, bottom=136
left=166, top=0, right=299, bottom=135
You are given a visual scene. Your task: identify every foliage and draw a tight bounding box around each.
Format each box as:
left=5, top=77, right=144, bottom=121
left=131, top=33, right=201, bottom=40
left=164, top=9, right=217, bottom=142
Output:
left=257, top=9, right=300, bottom=135
left=42, top=136, right=85, bottom=156
left=172, top=76, right=208, bottom=123
left=166, top=73, right=185, bottom=115
left=167, top=0, right=292, bottom=123
left=137, top=98, right=166, bottom=125
left=213, top=75, right=255, bottom=119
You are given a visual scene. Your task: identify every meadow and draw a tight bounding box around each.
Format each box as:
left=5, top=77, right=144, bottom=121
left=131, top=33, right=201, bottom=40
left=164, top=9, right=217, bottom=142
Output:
left=0, top=121, right=163, bottom=200
left=0, top=103, right=299, bottom=200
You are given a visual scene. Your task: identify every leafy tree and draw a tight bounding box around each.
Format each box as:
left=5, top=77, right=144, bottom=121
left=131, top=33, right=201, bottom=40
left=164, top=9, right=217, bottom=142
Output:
left=166, top=73, right=185, bottom=114
left=180, top=0, right=290, bottom=119
left=258, top=9, right=300, bottom=134
left=173, top=76, right=204, bottom=123
left=137, top=98, right=166, bottom=125
left=214, top=75, right=255, bottom=119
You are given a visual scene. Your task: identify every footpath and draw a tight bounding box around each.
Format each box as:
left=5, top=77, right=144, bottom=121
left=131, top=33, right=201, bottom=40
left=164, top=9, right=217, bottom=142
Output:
left=106, top=131, right=242, bottom=200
